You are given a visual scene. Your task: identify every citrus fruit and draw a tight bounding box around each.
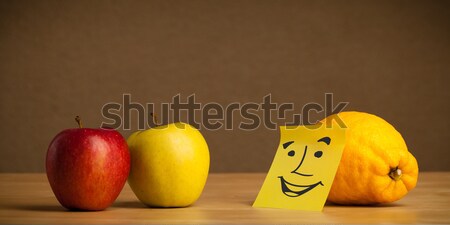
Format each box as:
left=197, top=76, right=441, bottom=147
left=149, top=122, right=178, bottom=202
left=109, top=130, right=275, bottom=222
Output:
left=321, top=111, right=418, bottom=205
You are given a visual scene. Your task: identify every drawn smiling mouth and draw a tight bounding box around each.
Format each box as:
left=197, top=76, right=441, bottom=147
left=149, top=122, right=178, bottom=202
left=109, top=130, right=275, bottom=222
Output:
left=278, top=176, right=324, bottom=197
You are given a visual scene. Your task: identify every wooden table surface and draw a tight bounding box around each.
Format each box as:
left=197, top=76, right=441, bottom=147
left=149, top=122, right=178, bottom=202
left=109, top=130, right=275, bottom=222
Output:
left=0, top=172, right=449, bottom=224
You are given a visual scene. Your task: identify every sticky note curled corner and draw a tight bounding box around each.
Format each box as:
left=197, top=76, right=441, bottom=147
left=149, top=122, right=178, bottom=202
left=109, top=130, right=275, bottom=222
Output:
left=253, top=123, right=346, bottom=211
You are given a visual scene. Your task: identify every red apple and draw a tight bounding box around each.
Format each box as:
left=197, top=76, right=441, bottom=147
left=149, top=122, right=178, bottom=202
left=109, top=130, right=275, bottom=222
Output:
left=46, top=116, right=130, bottom=211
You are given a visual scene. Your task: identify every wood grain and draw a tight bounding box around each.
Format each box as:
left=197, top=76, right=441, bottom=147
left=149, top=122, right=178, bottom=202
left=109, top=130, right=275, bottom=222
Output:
left=0, top=172, right=449, bottom=224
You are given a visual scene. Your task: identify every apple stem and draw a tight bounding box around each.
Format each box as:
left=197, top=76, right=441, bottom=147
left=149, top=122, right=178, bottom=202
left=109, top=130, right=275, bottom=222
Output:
left=150, top=113, right=158, bottom=127
left=75, top=116, right=83, bottom=128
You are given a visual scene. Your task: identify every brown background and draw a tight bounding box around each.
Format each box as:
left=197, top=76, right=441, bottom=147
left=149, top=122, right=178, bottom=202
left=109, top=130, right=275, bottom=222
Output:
left=1, top=0, right=449, bottom=172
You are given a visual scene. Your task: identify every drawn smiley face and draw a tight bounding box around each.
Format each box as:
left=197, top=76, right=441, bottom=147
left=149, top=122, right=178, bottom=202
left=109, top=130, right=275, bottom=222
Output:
left=277, top=137, right=331, bottom=197
left=253, top=125, right=345, bottom=211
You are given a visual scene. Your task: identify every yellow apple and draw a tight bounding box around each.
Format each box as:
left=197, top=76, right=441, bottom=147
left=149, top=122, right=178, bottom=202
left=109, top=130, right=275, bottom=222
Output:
left=127, top=122, right=210, bottom=207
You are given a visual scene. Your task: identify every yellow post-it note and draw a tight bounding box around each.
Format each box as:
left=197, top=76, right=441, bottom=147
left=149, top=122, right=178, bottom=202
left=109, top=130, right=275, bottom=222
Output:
left=253, top=124, right=346, bottom=211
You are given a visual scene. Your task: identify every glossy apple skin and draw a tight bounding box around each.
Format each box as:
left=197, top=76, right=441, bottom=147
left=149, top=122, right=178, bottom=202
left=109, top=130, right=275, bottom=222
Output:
left=46, top=128, right=130, bottom=211
left=127, top=122, right=210, bottom=207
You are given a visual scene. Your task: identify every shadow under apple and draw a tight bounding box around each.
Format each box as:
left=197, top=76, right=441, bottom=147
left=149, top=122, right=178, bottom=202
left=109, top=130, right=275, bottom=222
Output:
left=12, top=204, right=67, bottom=212
left=112, top=201, right=147, bottom=209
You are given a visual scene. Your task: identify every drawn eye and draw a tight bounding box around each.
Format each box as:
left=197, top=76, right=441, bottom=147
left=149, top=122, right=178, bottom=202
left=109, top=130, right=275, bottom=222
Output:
left=288, top=150, right=295, bottom=157
left=314, top=151, right=323, bottom=158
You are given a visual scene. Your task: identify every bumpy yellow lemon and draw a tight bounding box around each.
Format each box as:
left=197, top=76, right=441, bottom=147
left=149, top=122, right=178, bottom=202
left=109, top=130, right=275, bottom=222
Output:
left=321, top=111, right=418, bottom=205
